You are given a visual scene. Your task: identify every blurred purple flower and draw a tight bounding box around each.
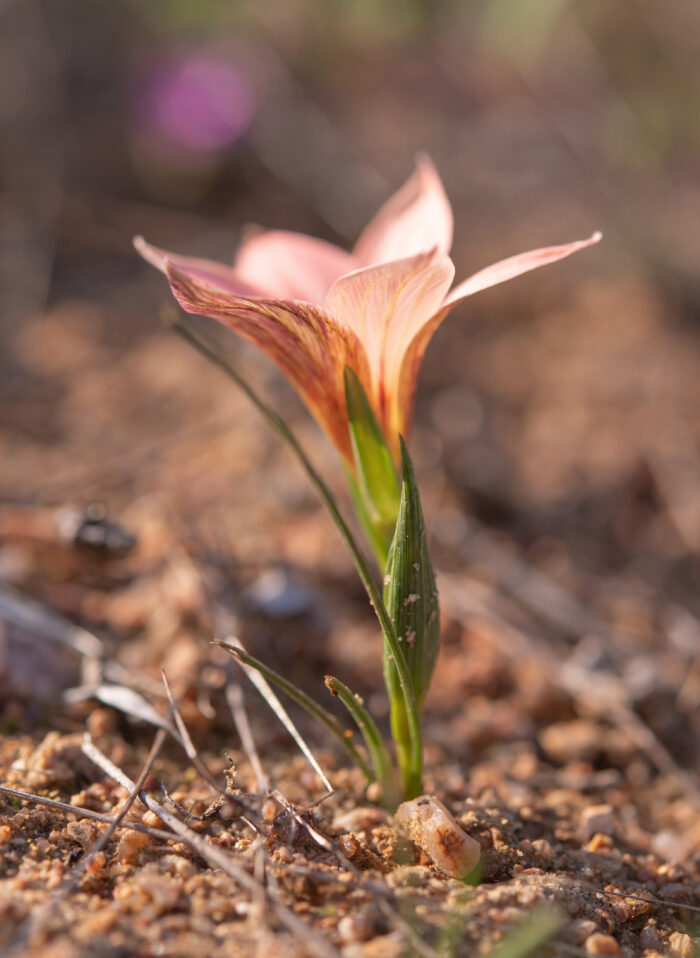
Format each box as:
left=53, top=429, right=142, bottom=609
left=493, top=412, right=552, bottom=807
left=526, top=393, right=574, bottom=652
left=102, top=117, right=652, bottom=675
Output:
left=140, top=53, right=256, bottom=153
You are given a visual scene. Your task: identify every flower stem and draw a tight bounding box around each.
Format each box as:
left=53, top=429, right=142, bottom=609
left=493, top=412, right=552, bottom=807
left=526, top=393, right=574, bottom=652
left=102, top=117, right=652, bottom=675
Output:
left=389, top=700, right=423, bottom=801
left=167, top=313, right=423, bottom=797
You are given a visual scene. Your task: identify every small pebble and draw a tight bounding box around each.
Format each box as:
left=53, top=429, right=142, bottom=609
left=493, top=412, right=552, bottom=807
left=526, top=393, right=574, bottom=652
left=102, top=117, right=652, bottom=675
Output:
left=66, top=820, right=101, bottom=850
left=117, top=828, right=151, bottom=864
left=638, top=923, right=662, bottom=951
left=272, top=845, right=294, bottom=864
left=45, top=861, right=66, bottom=889
left=342, top=932, right=403, bottom=958
left=394, top=795, right=481, bottom=879
left=34, top=837, right=51, bottom=856
left=337, top=909, right=379, bottom=944
left=667, top=932, right=696, bottom=958
left=86, top=707, right=116, bottom=738
left=132, top=872, right=182, bottom=916
left=335, top=806, right=386, bottom=833
left=539, top=720, right=601, bottom=763
left=245, top=569, right=317, bottom=617
left=585, top=933, right=620, bottom=955
left=366, top=782, right=384, bottom=804
left=585, top=833, right=613, bottom=853
left=651, top=830, right=690, bottom=862
left=86, top=850, right=107, bottom=877
left=564, top=920, right=598, bottom=945
left=337, top=833, right=363, bottom=860
left=579, top=804, right=615, bottom=841
left=160, top=855, right=197, bottom=879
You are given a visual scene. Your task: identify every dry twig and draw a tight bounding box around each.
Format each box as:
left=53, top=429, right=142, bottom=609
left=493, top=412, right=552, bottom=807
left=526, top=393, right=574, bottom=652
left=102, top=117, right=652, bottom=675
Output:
left=4, top=729, right=168, bottom=957
left=80, top=735, right=341, bottom=958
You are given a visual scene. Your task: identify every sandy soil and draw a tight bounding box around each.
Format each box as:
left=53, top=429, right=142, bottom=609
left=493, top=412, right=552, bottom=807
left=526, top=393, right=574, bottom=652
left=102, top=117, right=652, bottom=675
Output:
left=1, top=251, right=699, bottom=957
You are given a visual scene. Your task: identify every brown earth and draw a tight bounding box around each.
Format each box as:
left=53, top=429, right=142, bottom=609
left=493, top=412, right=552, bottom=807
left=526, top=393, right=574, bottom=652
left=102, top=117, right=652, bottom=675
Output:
left=1, top=5, right=700, bottom=954
left=1, top=257, right=699, bottom=957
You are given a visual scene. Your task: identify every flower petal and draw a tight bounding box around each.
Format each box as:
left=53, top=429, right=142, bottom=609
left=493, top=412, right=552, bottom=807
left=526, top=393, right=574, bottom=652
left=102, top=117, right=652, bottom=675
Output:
left=393, top=232, right=603, bottom=442
left=164, top=260, right=370, bottom=463
left=134, top=236, right=259, bottom=297
left=326, top=250, right=454, bottom=460
left=444, top=231, right=603, bottom=304
left=233, top=230, right=354, bottom=304
left=353, top=156, right=453, bottom=268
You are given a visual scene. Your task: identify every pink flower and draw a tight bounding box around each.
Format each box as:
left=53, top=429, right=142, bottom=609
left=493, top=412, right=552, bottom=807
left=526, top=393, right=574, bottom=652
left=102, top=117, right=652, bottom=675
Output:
left=135, top=158, right=600, bottom=464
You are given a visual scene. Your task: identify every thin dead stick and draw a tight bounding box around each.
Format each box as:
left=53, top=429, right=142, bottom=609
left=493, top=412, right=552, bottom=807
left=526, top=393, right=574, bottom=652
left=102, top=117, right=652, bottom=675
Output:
left=160, top=764, right=262, bottom=832
left=72, top=682, right=175, bottom=733
left=0, top=783, right=174, bottom=841
left=72, top=671, right=225, bottom=797
left=253, top=841, right=267, bottom=904
left=158, top=543, right=268, bottom=792
left=225, top=679, right=269, bottom=792
left=269, top=788, right=338, bottom=854
left=160, top=669, right=224, bottom=793
left=94, top=658, right=167, bottom=698
left=5, top=730, right=167, bottom=957
left=223, top=635, right=333, bottom=793
left=80, top=736, right=340, bottom=958
left=595, top=888, right=700, bottom=916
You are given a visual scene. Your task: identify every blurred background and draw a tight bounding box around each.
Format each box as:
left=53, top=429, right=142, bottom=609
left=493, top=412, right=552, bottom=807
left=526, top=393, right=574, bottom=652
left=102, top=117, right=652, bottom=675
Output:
left=1, top=0, right=699, bottom=767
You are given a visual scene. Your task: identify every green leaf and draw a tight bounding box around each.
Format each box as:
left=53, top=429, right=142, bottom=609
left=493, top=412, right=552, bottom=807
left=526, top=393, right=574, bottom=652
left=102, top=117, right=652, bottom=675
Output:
left=344, top=367, right=400, bottom=564
left=216, top=641, right=372, bottom=782
left=383, top=436, right=440, bottom=718
left=324, top=675, right=398, bottom=808
left=484, top=906, right=561, bottom=958
left=435, top=900, right=560, bottom=958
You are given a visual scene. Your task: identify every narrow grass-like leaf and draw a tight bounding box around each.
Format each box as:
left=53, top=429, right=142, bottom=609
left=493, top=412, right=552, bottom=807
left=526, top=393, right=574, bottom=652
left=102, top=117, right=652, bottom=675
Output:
left=167, top=312, right=422, bottom=796
left=215, top=640, right=372, bottom=782
left=225, top=641, right=333, bottom=791
left=324, top=675, right=398, bottom=808
left=484, top=906, right=561, bottom=958
left=434, top=896, right=559, bottom=958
